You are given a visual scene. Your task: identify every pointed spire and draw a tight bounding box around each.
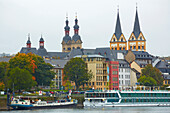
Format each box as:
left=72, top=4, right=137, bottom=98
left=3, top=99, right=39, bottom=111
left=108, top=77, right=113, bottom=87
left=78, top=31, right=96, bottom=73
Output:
left=133, top=3, right=141, bottom=38
left=40, top=34, right=44, bottom=42
left=114, top=6, right=122, bottom=40
left=74, top=12, right=79, bottom=34
left=27, top=33, right=31, bottom=44
left=26, top=33, right=31, bottom=48
left=64, top=13, right=70, bottom=36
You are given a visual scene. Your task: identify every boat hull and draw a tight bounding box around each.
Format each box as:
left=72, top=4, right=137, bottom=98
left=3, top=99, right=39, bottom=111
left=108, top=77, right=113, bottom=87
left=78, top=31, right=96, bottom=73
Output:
left=10, top=103, right=77, bottom=110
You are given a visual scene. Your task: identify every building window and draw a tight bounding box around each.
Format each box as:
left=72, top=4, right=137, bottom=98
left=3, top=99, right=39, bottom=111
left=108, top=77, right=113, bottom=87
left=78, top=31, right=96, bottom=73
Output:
left=119, top=47, right=122, bottom=50
left=115, top=47, right=117, bottom=50
left=123, top=47, right=125, bottom=50
left=77, top=47, right=80, bottom=49
left=114, top=39, right=116, bottom=42
left=72, top=47, right=75, bottom=49
left=138, top=46, right=140, bottom=49
left=113, top=77, right=118, bottom=81
left=165, top=81, right=167, bottom=84
left=132, top=37, right=134, bottom=40
left=112, top=71, right=118, bottom=75
left=63, top=48, right=65, bottom=50
left=121, top=38, right=123, bottom=42
left=130, top=46, right=132, bottom=49
left=142, top=46, right=144, bottom=49
left=122, top=75, right=123, bottom=78
left=134, top=46, right=136, bottom=49
left=68, top=48, right=71, bottom=50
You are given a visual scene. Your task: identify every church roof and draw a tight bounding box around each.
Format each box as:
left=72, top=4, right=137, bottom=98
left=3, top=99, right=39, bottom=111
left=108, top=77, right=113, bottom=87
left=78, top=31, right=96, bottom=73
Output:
left=72, top=34, right=82, bottom=42
left=40, top=37, right=44, bottom=42
left=114, top=11, right=122, bottom=40
left=37, top=48, right=47, bottom=56
left=133, top=9, right=141, bottom=38
left=20, top=47, right=37, bottom=54
left=63, top=35, right=71, bottom=43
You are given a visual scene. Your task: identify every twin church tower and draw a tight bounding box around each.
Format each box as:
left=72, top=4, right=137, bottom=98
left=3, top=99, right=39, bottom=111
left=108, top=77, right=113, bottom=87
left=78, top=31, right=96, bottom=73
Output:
left=61, top=16, right=83, bottom=52
left=110, top=7, right=146, bottom=51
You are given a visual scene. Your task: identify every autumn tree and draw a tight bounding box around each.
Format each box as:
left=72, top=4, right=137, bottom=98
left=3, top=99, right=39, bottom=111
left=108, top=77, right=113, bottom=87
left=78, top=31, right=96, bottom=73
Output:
left=9, top=53, right=55, bottom=86
left=63, top=58, right=93, bottom=90
left=140, top=64, right=163, bottom=86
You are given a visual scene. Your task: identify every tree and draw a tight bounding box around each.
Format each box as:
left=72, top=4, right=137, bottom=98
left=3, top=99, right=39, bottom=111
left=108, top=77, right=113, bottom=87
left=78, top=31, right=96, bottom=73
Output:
left=0, top=62, right=9, bottom=81
left=63, top=58, right=93, bottom=90
left=8, top=67, right=36, bottom=91
left=141, top=64, right=163, bottom=86
left=138, top=75, right=157, bottom=86
left=9, top=53, right=55, bottom=86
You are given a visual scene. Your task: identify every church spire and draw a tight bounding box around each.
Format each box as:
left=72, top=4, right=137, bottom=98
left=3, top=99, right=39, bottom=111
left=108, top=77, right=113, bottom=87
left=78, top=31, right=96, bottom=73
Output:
left=133, top=4, right=141, bottom=38
left=39, top=34, right=44, bottom=48
left=64, top=13, right=70, bottom=36
left=26, top=33, right=31, bottom=48
left=74, top=12, right=79, bottom=34
left=114, top=6, right=122, bottom=40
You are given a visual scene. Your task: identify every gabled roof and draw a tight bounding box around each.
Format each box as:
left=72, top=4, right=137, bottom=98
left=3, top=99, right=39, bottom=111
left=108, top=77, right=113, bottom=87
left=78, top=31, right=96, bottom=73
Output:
left=133, top=9, right=141, bottom=38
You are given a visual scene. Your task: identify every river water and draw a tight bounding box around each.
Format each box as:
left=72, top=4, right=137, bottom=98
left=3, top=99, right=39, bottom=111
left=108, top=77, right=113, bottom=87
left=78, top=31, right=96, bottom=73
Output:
left=1, top=107, right=170, bottom=113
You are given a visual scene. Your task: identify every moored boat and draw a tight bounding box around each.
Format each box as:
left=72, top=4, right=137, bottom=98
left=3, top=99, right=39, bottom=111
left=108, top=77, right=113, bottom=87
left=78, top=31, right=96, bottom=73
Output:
left=10, top=96, right=78, bottom=110
left=83, top=90, right=170, bottom=107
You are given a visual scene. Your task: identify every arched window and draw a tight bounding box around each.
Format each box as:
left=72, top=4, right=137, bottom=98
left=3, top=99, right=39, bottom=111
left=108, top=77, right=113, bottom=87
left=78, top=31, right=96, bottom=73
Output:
left=119, top=47, right=122, bottom=50
left=130, top=46, right=132, bottom=49
left=72, top=47, right=75, bottom=49
left=121, top=38, right=123, bottom=42
left=68, top=48, right=71, bottom=50
left=138, top=46, right=140, bottom=49
left=115, top=47, right=117, bottom=50
left=134, top=46, right=136, bottom=49
left=77, top=47, right=80, bottom=49
left=63, top=48, right=65, bottom=50
left=114, top=38, right=116, bottom=42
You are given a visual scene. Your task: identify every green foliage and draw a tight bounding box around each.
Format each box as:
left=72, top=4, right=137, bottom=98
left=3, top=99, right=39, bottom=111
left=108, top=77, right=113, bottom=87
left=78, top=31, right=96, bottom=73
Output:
left=138, top=75, right=157, bottom=86
left=8, top=67, right=36, bottom=91
left=0, top=62, right=9, bottom=81
left=63, top=58, right=93, bottom=90
left=141, top=64, right=163, bottom=86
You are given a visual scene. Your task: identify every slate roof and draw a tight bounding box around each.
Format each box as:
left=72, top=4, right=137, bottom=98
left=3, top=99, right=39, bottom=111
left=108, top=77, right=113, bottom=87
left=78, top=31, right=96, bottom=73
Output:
left=74, top=18, right=79, bottom=30
left=72, top=34, right=82, bottom=42
left=163, top=74, right=170, bottom=80
left=20, top=47, right=37, bottom=54
left=44, top=59, right=69, bottom=69
left=47, top=52, right=69, bottom=59
left=0, top=57, right=11, bottom=62
left=114, top=11, right=123, bottom=41
left=133, top=51, right=152, bottom=59
left=133, top=9, right=141, bottom=38
left=63, top=35, right=71, bottom=44
left=37, top=48, right=47, bottom=56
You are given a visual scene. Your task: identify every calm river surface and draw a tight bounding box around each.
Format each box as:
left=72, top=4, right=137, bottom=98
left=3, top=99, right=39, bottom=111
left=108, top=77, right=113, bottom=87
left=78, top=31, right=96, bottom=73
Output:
left=1, top=107, right=170, bottom=113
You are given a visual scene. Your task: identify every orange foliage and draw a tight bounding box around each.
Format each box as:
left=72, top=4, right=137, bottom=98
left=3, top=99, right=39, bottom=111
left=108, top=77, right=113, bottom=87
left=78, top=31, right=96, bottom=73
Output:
left=32, top=76, right=36, bottom=81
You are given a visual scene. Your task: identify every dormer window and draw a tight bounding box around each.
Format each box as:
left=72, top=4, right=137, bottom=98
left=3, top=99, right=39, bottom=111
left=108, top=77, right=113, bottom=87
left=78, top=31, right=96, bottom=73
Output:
left=114, top=38, right=116, bottom=42
left=121, top=38, right=123, bottom=42
left=140, top=36, right=142, bottom=40
left=132, top=36, right=134, bottom=40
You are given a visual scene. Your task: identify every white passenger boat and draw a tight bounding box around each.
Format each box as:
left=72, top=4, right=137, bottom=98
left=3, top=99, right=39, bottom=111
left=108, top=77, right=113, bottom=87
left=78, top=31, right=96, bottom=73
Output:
left=83, top=90, right=170, bottom=107
left=10, top=96, right=78, bottom=110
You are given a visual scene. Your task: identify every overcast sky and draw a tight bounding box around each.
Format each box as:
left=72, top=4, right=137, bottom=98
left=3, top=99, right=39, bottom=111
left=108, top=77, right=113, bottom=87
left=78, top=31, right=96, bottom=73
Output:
left=0, top=0, right=170, bottom=56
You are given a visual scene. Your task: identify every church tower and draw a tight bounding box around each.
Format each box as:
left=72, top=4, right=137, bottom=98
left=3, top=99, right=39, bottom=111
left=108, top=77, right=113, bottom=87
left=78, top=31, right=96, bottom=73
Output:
left=110, top=8, right=127, bottom=50
left=71, top=15, right=82, bottom=50
left=128, top=6, right=146, bottom=51
left=61, top=16, right=72, bottom=52
left=26, top=33, right=31, bottom=48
